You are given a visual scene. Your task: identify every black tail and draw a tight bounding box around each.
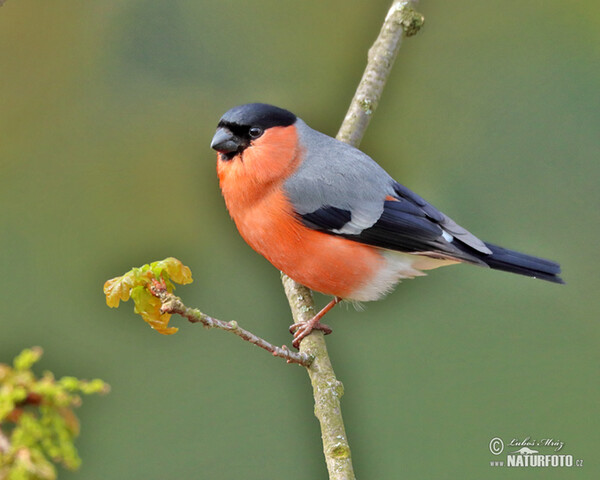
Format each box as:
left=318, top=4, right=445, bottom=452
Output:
left=481, top=242, right=564, bottom=284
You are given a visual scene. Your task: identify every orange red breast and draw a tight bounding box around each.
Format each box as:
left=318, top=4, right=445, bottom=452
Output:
left=217, top=125, right=386, bottom=299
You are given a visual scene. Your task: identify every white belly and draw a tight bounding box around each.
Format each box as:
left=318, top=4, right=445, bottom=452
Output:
left=348, top=250, right=458, bottom=301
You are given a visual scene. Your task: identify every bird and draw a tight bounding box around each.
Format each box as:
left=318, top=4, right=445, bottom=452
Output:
left=210, top=103, right=563, bottom=348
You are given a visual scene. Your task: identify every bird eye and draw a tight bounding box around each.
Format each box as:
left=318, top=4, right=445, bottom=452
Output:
left=248, top=127, right=263, bottom=139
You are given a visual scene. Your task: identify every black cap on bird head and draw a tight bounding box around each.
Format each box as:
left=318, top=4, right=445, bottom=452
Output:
left=211, top=103, right=297, bottom=158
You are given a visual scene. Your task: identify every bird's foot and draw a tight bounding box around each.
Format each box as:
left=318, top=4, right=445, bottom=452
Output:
left=288, top=296, right=341, bottom=349
left=289, top=319, right=332, bottom=349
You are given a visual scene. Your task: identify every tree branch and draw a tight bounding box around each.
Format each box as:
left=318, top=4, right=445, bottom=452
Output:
left=150, top=281, right=313, bottom=367
left=337, top=1, right=424, bottom=147
left=280, top=1, right=424, bottom=479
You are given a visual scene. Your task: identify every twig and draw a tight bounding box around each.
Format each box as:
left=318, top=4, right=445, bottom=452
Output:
left=280, top=1, right=424, bottom=479
left=150, top=281, right=313, bottom=367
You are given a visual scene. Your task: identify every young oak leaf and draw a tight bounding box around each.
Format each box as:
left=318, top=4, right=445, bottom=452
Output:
left=131, top=285, right=178, bottom=335
left=151, top=257, right=193, bottom=286
left=103, top=272, right=136, bottom=308
left=104, top=259, right=192, bottom=335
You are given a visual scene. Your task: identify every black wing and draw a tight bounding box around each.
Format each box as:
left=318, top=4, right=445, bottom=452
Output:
left=299, top=182, right=489, bottom=265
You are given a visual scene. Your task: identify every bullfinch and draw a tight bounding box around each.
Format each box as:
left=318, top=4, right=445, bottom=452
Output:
left=211, top=103, right=563, bottom=348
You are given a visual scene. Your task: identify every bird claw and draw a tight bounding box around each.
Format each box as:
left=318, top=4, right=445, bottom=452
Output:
left=289, top=320, right=332, bottom=349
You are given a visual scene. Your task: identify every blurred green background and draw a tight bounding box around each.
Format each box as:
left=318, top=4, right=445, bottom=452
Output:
left=1, top=0, right=598, bottom=478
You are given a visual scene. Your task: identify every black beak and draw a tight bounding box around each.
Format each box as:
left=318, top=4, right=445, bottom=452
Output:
left=211, top=127, right=241, bottom=153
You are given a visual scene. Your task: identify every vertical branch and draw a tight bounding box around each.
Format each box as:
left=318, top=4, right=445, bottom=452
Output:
left=280, top=1, right=424, bottom=479
left=337, top=1, right=424, bottom=147
left=281, top=275, right=351, bottom=477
